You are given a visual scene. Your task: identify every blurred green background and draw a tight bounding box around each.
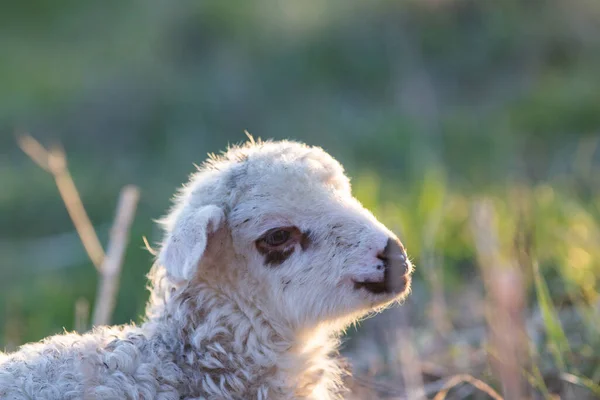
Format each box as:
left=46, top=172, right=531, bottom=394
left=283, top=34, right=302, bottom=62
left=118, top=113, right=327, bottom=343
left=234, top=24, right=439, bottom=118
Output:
left=1, top=0, right=599, bottom=397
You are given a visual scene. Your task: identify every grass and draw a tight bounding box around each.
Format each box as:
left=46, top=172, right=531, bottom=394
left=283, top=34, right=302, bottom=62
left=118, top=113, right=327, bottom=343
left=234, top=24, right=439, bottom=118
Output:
left=1, top=143, right=598, bottom=398
left=1, top=0, right=599, bottom=397
left=343, top=164, right=599, bottom=398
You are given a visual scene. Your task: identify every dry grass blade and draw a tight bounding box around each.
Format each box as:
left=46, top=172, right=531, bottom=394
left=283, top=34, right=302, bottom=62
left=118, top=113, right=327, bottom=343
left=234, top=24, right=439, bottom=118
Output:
left=560, top=372, right=600, bottom=397
left=92, top=185, right=140, bottom=326
left=18, top=134, right=140, bottom=329
left=470, top=199, right=529, bottom=399
left=395, top=309, right=426, bottom=400
left=18, top=134, right=106, bottom=271
left=432, top=374, right=504, bottom=400
left=17, top=135, right=52, bottom=172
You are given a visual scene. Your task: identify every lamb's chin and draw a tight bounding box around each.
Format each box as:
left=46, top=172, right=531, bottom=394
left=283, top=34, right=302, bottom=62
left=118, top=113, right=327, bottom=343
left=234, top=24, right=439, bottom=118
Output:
left=367, top=286, right=411, bottom=311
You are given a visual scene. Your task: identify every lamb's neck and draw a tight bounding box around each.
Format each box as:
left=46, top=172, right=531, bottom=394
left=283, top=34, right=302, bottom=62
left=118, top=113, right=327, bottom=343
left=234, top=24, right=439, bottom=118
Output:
left=145, top=283, right=345, bottom=398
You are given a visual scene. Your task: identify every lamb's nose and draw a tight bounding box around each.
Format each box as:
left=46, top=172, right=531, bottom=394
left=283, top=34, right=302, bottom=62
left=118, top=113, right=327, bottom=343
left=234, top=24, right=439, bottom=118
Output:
left=378, top=237, right=410, bottom=293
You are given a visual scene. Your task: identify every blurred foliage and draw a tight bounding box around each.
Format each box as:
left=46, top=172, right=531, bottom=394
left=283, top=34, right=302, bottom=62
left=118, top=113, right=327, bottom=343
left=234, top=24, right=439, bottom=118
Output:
left=1, top=0, right=599, bottom=396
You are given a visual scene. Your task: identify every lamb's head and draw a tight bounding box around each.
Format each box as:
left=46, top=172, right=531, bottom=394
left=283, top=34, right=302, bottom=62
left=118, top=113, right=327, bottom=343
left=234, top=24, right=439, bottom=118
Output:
left=158, top=140, right=412, bottom=331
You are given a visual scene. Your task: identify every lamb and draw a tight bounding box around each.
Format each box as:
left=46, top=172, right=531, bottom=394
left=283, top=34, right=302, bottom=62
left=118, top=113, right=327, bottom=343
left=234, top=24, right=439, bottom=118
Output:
left=0, top=139, right=413, bottom=400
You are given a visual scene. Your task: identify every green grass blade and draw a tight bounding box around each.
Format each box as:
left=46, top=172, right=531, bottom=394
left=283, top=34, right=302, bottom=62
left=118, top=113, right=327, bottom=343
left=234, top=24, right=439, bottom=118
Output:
left=532, top=261, right=571, bottom=371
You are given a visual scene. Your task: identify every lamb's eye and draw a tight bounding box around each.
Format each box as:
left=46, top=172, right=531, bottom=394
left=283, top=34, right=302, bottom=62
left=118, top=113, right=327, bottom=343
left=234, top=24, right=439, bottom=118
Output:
left=263, top=229, right=291, bottom=247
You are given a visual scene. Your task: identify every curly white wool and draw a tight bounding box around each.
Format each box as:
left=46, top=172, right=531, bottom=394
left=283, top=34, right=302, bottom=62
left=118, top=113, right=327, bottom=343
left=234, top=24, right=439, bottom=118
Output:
left=0, top=139, right=412, bottom=399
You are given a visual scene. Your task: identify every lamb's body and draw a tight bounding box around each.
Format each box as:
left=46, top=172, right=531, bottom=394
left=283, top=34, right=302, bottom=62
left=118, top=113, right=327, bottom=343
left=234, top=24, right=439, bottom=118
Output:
left=1, top=139, right=412, bottom=399
left=1, top=275, right=342, bottom=399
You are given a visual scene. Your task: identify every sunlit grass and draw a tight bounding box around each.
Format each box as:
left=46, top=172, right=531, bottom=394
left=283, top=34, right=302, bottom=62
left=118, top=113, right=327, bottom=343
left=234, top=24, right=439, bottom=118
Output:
left=350, top=168, right=599, bottom=398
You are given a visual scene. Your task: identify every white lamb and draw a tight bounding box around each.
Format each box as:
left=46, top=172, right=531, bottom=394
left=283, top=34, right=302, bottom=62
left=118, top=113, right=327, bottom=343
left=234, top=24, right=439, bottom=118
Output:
left=0, top=139, right=413, bottom=399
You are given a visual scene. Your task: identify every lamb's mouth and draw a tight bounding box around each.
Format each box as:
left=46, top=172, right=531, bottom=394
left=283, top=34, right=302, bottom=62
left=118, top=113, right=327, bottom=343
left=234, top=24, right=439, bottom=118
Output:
left=353, top=280, right=387, bottom=294
left=353, top=275, right=409, bottom=295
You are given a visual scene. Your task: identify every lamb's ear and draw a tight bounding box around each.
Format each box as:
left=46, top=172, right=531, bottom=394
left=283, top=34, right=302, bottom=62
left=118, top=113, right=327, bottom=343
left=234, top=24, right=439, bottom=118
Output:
left=158, top=205, right=225, bottom=282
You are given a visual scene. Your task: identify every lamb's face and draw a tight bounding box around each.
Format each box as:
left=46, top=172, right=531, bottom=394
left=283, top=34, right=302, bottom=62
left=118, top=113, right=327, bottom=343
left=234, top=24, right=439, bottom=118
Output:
left=159, top=141, right=412, bottom=330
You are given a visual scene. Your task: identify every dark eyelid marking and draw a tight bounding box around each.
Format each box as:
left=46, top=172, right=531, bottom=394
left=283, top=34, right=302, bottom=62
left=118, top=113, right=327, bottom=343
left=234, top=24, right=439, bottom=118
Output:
left=260, top=247, right=295, bottom=266
left=255, top=226, right=312, bottom=266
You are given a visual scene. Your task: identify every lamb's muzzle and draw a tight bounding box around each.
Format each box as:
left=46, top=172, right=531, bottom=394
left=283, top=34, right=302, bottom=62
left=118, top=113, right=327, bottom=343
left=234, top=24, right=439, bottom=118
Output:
left=382, top=237, right=412, bottom=293
left=354, top=237, right=411, bottom=295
